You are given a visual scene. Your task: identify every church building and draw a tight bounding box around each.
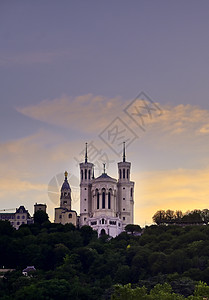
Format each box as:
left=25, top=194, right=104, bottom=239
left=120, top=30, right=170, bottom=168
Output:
left=54, top=143, right=134, bottom=238
left=79, top=142, right=134, bottom=237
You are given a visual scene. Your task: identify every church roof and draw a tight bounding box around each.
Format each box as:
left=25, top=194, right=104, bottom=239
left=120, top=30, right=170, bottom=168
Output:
left=16, top=206, right=28, bottom=214
left=23, top=266, right=36, bottom=273
left=61, top=171, right=71, bottom=191
left=96, top=173, right=112, bottom=179
left=95, top=173, right=117, bottom=182
left=61, top=179, right=70, bottom=191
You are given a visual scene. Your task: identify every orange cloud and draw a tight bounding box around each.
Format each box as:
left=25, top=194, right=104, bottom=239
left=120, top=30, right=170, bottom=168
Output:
left=16, top=94, right=122, bottom=133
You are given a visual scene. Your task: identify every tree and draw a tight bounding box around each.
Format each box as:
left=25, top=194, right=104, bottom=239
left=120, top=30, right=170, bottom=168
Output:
left=182, top=210, right=203, bottom=224
left=175, top=210, right=183, bottom=222
left=125, top=224, right=141, bottom=235
left=152, top=210, right=166, bottom=225
left=165, top=210, right=175, bottom=223
left=194, top=281, right=209, bottom=298
left=80, top=225, right=97, bottom=245
left=34, top=210, right=49, bottom=225
left=111, top=283, right=147, bottom=300
left=0, top=220, right=14, bottom=236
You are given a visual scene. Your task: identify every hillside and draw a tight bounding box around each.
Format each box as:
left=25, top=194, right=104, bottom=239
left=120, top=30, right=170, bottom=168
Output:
left=1, top=221, right=209, bottom=299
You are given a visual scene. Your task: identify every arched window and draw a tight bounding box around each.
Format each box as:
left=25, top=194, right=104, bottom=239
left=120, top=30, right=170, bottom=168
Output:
left=102, top=188, right=105, bottom=209
left=127, top=169, right=129, bottom=180
left=130, top=188, right=133, bottom=197
left=108, top=191, right=111, bottom=209
left=81, top=170, right=83, bottom=180
left=123, top=169, right=125, bottom=179
left=88, top=170, right=91, bottom=180
left=119, top=169, right=122, bottom=179
left=85, top=169, right=87, bottom=180
left=96, top=189, right=99, bottom=209
left=69, top=213, right=72, bottom=218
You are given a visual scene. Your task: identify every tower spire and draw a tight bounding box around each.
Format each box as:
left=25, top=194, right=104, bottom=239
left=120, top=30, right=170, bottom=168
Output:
left=123, top=141, right=126, bottom=162
left=85, top=142, right=88, bottom=163
left=103, top=163, right=106, bottom=174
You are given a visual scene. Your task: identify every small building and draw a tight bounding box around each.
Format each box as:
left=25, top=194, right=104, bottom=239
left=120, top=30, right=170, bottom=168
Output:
left=22, top=266, right=36, bottom=277
left=0, top=206, right=33, bottom=229
left=54, top=171, right=77, bottom=226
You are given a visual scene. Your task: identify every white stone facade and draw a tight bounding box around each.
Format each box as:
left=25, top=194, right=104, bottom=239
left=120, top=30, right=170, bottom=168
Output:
left=79, top=144, right=134, bottom=237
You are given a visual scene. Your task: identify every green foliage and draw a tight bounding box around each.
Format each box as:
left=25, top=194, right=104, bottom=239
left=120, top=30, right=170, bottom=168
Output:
left=194, top=281, right=209, bottom=297
left=1, top=223, right=209, bottom=299
left=0, top=220, right=14, bottom=236
left=111, top=283, right=147, bottom=300
left=125, top=224, right=141, bottom=235
left=111, top=283, right=186, bottom=299
left=33, top=210, right=49, bottom=225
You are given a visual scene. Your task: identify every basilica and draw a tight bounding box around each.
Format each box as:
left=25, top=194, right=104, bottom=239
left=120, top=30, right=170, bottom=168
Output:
left=54, top=143, right=135, bottom=237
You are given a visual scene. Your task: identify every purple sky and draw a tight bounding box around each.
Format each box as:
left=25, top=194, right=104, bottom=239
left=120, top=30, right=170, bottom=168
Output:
left=1, top=1, right=209, bottom=225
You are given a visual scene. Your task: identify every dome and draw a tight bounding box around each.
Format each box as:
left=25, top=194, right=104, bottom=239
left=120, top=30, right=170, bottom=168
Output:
left=95, top=172, right=117, bottom=182
left=96, top=173, right=112, bottom=179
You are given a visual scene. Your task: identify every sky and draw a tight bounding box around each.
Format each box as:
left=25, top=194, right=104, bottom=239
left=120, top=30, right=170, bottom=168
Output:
left=1, top=0, right=209, bottom=226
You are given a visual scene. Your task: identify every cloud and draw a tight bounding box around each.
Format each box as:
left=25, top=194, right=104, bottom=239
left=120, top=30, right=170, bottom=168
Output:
left=16, top=95, right=209, bottom=140
left=199, top=124, right=209, bottom=134
left=16, top=94, right=122, bottom=133
left=0, top=178, right=46, bottom=197
left=0, top=50, right=70, bottom=66
left=132, top=103, right=209, bottom=137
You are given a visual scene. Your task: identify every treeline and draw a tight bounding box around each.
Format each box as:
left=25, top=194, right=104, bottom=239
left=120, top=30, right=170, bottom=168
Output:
left=152, top=209, right=209, bottom=225
left=111, top=282, right=209, bottom=299
left=2, top=220, right=209, bottom=298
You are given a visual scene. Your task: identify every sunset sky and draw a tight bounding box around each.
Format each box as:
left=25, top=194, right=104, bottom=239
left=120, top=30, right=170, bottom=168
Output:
left=1, top=0, right=209, bottom=226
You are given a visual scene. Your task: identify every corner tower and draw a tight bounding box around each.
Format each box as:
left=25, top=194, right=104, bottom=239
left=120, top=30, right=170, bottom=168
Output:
left=117, top=142, right=134, bottom=228
left=79, top=143, right=94, bottom=226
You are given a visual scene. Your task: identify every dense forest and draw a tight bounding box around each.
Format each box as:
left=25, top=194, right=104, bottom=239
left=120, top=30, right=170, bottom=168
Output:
left=1, top=214, right=209, bottom=299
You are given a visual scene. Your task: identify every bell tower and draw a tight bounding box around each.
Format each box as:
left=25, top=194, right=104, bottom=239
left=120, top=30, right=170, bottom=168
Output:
left=60, top=171, right=72, bottom=210
left=117, top=142, right=134, bottom=228
left=79, top=143, right=94, bottom=226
